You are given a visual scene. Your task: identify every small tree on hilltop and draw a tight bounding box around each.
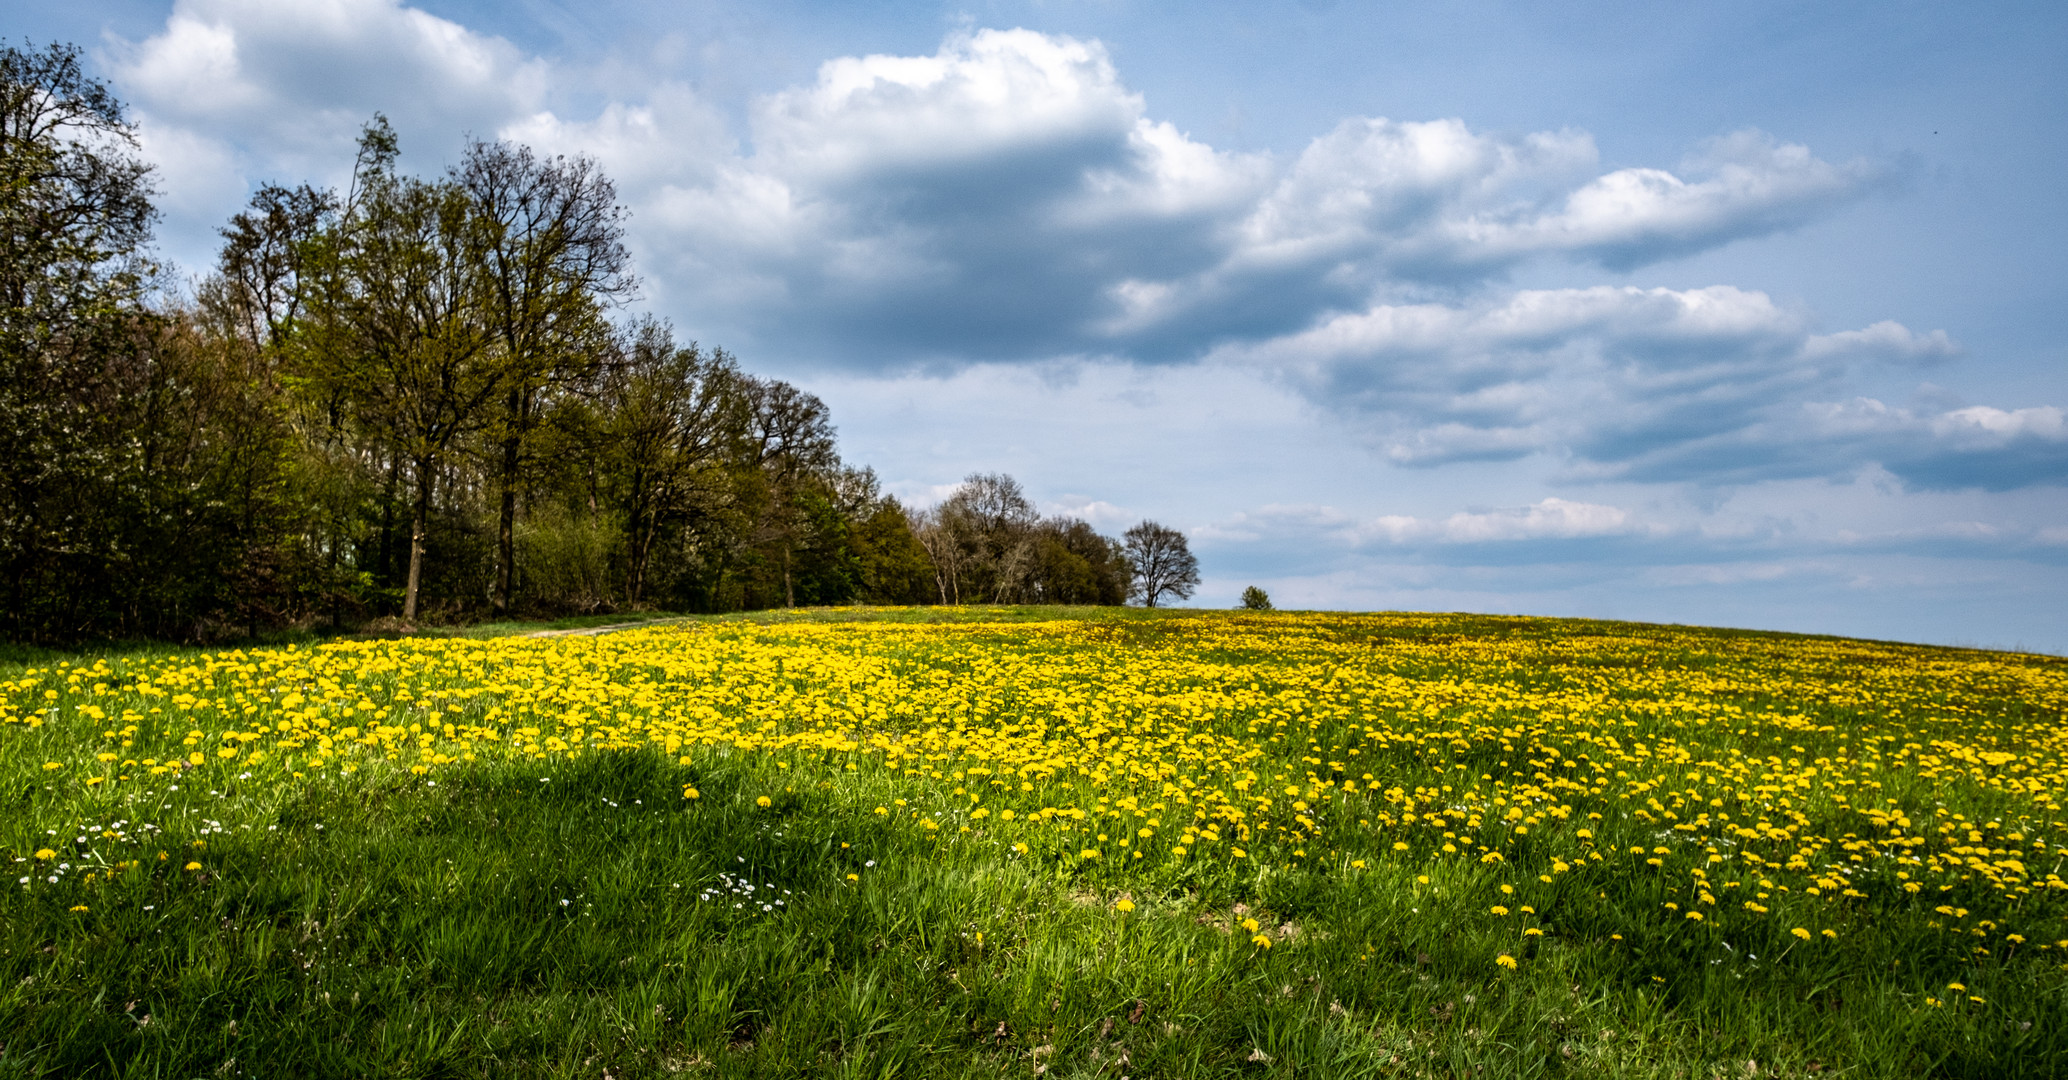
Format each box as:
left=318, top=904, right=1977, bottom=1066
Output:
left=1123, top=520, right=1199, bottom=608
left=1240, top=585, right=1272, bottom=610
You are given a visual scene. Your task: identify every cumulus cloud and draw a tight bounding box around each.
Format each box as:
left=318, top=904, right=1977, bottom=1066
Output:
left=1206, top=283, right=2063, bottom=490
left=481, top=28, right=1875, bottom=364
left=1447, top=130, right=1884, bottom=271
left=100, top=11, right=2054, bottom=494
left=108, top=12, right=1883, bottom=363
left=113, top=0, right=549, bottom=174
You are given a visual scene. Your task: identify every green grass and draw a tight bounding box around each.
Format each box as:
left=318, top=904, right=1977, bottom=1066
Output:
left=1, top=608, right=2062, bottom=1078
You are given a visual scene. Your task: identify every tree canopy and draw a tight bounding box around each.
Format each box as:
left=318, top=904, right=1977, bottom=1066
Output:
left=0, top=41, right=1178, bottom=642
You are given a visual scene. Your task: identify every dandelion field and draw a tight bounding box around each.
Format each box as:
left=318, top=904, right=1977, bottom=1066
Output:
left=3, top=609, right=2065, bottom=1078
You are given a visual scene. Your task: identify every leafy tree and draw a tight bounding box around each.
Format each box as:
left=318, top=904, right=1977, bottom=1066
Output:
left=455, top=139, right=632, bottom=613
left=0, top=40, right=158, bottom=638
left=0, top=48, right=962, bottom=640
left=1123, top=520, right=1200, bottom=608
left=595, top=321, right=750, bottom=608
left=1240, top=585, right=1273, bottom=610
left=741, top=377, right=839, bottom=608
left=1024, top=518, right=1131, bottom=605
left=298, top=119, right=503, bottom=621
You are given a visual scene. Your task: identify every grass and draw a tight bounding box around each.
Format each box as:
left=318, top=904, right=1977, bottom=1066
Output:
left=1, top=607, right=2063, bottom=1078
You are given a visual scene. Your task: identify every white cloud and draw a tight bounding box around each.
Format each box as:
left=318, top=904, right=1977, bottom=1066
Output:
left=1043, top=498, right=1136, bottom=528
left=1198, top=283, right=2068, bottom=490
left=1214, top=284, right=1829, bottom=467
left=107, top=13, right=1887, bottom=374
left=1452, top=131, right=1880, bottom=270
left=108, top=0, right=555, bottom=261
left=748, top=29, right=1140, bottom=180
left=1803, top=320, right=1959, bottom=364
left=116, top=0, right=548, bottom=139
left=1231, top=117, right=1599, bottom=273
left=95, top=10, right=2062, bottom=503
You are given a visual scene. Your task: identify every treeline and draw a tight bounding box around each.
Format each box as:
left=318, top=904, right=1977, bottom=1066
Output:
left=0, top=42, right=1199, bottom=643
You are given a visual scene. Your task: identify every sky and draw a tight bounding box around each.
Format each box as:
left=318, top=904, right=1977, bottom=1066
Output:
left=15, top=0, right=2067, bottom=650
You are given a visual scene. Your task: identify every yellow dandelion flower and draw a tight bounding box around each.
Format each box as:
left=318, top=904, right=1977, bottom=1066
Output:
left=755, top=795, right=772, bottom=808
left=183, top=861, right=202, bottom=871
left=1791, top=928, right=1812, bottom=941
left=1495, top=954, right=1518, bottom=969
left=1114, top=898, right=1135, bottom=913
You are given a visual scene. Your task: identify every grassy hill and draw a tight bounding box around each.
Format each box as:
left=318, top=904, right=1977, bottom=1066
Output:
left=2, top=608, right=2063, bottom=1077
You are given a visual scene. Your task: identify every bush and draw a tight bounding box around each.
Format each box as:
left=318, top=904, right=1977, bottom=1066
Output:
left=518, top=505, right=623, bottom=614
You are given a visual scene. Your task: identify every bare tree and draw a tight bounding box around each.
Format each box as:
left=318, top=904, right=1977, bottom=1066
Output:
left=935, top=472, right=1038, bottom=602
left=908, top=504, right=961, bottom=604
left=1123, top=520, right=1199, bottom=608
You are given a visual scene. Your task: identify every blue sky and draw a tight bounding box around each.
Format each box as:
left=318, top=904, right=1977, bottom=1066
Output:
left=17, top=1, right=2067, bottom=649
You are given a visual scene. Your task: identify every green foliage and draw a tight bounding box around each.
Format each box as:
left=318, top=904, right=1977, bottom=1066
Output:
left=1241, top=585, right=1273, bottom=610
left=0, top=41, right=1145, bottom=645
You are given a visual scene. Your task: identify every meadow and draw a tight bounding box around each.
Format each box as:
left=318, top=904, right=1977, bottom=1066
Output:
left=1, top=607, right=2063, bottom=1078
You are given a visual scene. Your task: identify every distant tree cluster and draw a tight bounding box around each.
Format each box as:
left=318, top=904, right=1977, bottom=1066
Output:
left=908, top=473, right=1133, bottom=606
left=0, top=43, right=1203, bottom=643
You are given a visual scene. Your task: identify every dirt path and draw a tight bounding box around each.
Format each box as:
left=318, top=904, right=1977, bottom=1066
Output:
left=524, top=618, right=687, bottom=639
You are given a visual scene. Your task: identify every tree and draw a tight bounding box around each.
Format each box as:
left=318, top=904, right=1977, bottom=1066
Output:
left=933, top=472, right=1038, bottom=603
left=596, top=320, right=749, bottom=607
left=1240, top=585, right=1272, bottom=610
left=1123, top=520, right=1199, bottom=608
left=741, top=376, right=838, bottom=608
left=1024, top=518, right=1131, bottom=605
left=298, top=119, right=503, bottom=621
left=908, top=504, right=963, bottom=605
left=455, top=138, right=632, bottom=613
left=212, top=182, right=334, bottom=353
left=0, top=40, right=159, bottom=639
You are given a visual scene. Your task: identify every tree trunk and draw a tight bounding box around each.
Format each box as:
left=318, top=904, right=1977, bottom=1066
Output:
left=403, top=459, right=433, bottom=621
left=378, top=451, right=400, bottom=590
left=629, top=515, right=655, bottom=608
left=784, top=544, right=795, bottom=608
left=495, top=388, right=522, bottom=614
